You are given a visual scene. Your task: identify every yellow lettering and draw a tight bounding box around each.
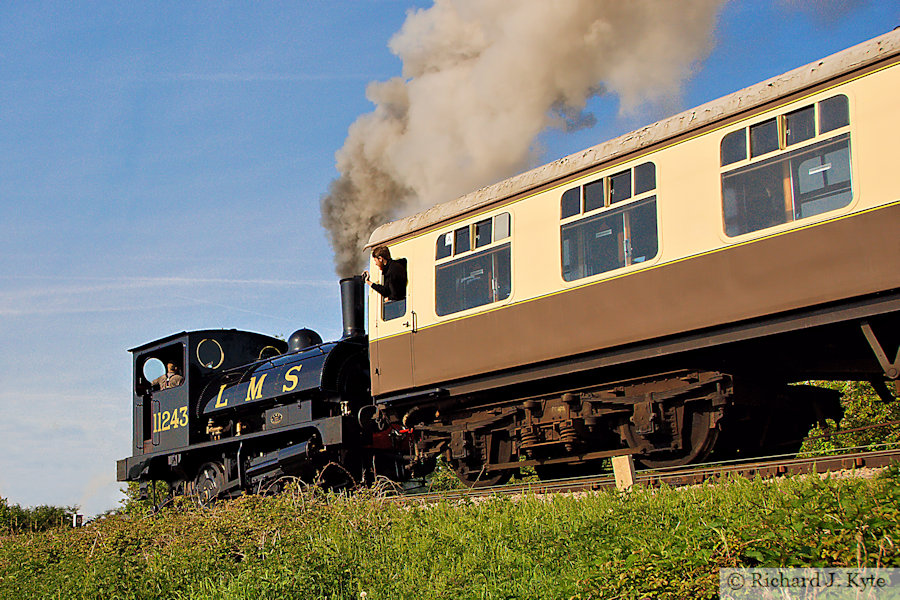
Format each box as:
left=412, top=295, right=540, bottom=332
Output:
left=245, top=374, right=268, bottom=401
left=179, top=406, right=189, bottom=427
left=215, top=385, right=229, bottom=408
left=282, top=365, right=302, bottom=392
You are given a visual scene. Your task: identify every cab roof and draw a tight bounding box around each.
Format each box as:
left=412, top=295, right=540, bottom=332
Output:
left=128, top=329, right=281, bottom=354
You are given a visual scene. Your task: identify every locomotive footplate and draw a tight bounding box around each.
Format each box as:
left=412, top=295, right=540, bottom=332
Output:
left=117, top=414, right=358, bottom=485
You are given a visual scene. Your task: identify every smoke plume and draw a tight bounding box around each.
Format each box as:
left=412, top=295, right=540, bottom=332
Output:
left=321, top=0, right=724, bottom=276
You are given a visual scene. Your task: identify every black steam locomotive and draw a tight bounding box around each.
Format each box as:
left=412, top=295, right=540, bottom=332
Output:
left=117, top=278, right=413, bottom=503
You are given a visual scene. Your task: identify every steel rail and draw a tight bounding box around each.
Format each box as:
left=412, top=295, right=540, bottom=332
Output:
left=396, top=447, right=900, bottom=504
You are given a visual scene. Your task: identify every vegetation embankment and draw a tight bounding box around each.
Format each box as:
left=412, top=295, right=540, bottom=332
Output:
left=0, top=381, right=897, bottom=599
left=1, top=466, right=899, bottom=600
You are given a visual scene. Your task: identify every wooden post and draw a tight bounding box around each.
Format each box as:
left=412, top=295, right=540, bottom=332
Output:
left=612, top=454, right=636, bottom=491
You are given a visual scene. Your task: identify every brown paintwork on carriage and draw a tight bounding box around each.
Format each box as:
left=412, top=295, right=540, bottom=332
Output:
left=370, top=203, right=900, bottom=396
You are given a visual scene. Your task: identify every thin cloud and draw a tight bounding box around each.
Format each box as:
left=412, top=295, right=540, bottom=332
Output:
left=0, top=72, right=383, bottom=87
left=0, top=275, right=334, bottom=317
left=158, top=72, right=380, bottom=83
left=0, top=301, right=187, bottom=318
left=0, top=274, right=334, bottom=288
left=171, top=294, right=301, bottom=323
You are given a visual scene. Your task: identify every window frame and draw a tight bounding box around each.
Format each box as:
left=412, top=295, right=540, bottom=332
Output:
left=559, top=162, right=660, bottom=283
left=719, top=94, right=853, bottom=238
left=435, top=212, right=511, bottom=263
left=433, top=212, right=513, bottom=317
left=434, top=242, right=512, bottom=317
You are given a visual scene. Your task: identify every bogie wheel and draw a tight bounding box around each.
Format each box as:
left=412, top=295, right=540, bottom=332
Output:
left=194, top=462, right=226, bottom=507
left=624, top=404, right=720, bottom=469
left=450, top=431, right=514, bottom=488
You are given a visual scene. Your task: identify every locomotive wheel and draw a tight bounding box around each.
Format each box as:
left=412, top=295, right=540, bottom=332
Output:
left=194, top=462, right=226, bottom=506
left=624, top=404, right=720, bottom=469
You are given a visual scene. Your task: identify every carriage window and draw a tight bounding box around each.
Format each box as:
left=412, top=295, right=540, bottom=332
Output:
left=454, top=227, right=471, bottom=255
left=785, top=106, right=815, bottom=146
left=819, top=95, right=849, bottom=133
left=721, top=130, right=747, bottom=166
left=436, top=213, right=511, bottom=261
left=723, top=133, right=851, bottom=236
left=474, top=218, right=492, bottom=248
left=436, top=232, right=452, bottom=260
left=609, top=170, right=632, bottom=204
left=634, top=162, right=656, bottom=195
left=562, top=163, right=656, bottom=218
left=383, top=298, right=406, bottom=321
left=721, top=95, right=852, bottom=237
left=795, top=138, right=852, bottom=219
left=436, top=244, right=511, bottom=316
left=750, top=118, right=779, bottom=157
left=561, top=188, right=580, bottom=218
left=494, top=212, right=510, bottom=240
left=561, top=198, right=658, bottom=282
left=584, top=179, right=605, bottom=212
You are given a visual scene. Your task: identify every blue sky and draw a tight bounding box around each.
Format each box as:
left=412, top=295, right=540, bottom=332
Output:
left=0, top=1, right=896, bottom=516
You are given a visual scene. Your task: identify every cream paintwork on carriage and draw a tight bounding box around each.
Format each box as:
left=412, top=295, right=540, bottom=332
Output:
left=366, top=31, right=900, bottom=397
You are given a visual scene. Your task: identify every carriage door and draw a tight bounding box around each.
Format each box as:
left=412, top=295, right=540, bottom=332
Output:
left=371, top=281, right=415, bottom=396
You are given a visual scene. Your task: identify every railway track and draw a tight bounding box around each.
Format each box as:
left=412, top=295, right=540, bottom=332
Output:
left=397, top=446, right=900, bottom=504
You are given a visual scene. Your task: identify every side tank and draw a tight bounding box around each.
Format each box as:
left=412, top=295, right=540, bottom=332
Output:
left=199, top=276, right=370, bottom=437
left=200, top=339, right=369, bottom=424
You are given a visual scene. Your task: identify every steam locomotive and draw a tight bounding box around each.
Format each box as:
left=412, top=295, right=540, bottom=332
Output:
left=117, top=278, right=416, bottom=502
left=118, top=32, right=900, bottom=502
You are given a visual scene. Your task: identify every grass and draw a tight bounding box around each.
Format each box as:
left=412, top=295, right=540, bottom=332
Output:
left=1, top=465, right=899, bottom=600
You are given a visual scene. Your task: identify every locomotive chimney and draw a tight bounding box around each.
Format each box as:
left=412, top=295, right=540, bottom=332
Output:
left=340, top=276, right=365, bottom=339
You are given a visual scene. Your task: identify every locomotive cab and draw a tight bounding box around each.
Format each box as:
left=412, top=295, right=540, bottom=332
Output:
left=134, top=341, right=189, bottom=454
left=119, top=329, right=288, bottom=483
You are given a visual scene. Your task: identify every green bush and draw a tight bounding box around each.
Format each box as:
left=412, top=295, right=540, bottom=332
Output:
left=0, top=497, right=76, bottom=535
left=800, top=380, right=900, bottom=456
